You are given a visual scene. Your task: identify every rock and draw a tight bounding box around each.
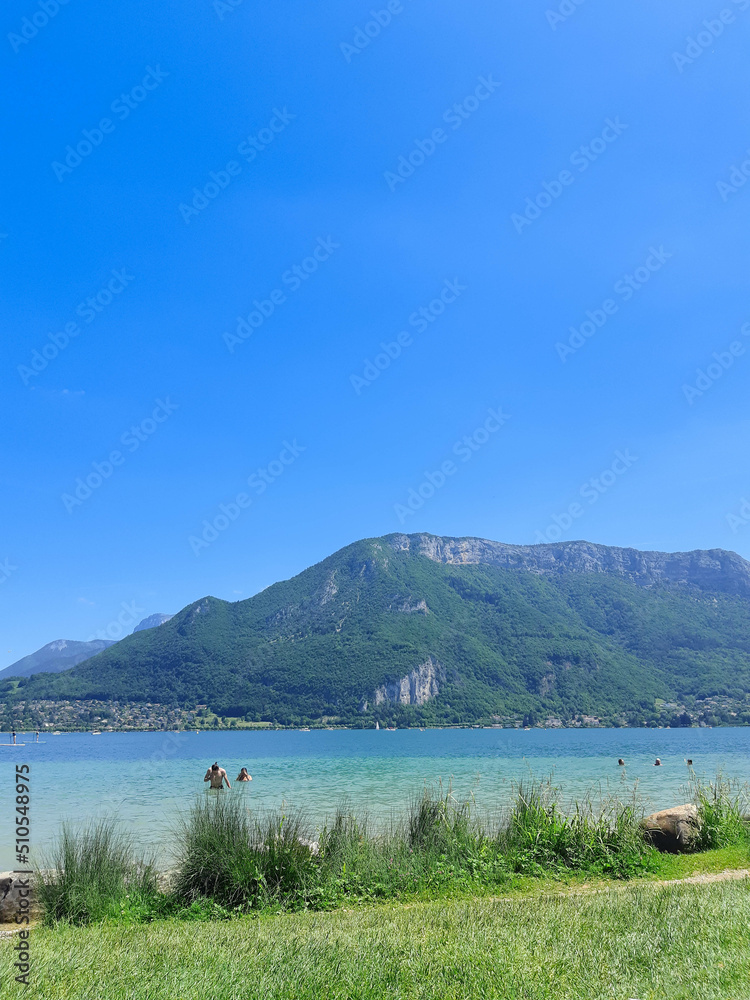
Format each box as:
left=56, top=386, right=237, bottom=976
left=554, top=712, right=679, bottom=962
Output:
left=0, top=872, right=40, bottom=923
left=641, top=804, right=701, bottom=852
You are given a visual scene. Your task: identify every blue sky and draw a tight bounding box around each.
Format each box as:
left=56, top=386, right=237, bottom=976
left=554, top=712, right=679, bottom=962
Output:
left=2, top=0, right=750, bottom=666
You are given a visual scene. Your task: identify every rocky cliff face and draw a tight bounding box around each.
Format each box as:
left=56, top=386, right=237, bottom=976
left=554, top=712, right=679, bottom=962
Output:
left=374, top=657, right=444, bottom=707
left=388, top=534, right=750, bottom=596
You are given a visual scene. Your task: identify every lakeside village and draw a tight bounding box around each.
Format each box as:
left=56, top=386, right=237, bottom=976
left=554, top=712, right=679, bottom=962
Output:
left=1, top=695, right=749, bottom=733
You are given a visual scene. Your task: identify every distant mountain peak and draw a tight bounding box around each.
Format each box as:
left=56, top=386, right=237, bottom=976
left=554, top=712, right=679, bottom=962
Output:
left=0, top=638, right=116, bottom=681
left=132, top=613, right=174, bottom=633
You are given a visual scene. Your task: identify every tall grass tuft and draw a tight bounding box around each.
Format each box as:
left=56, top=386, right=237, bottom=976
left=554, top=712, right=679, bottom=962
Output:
left=406, top=786, right=474, bottom=857
left=172, top=795, right=317, bottom=910
left=36, top=819, right=157, bottom=925
left=500, top=778, right=654, bottom=878
left=689, top=772, right=748, bottom=850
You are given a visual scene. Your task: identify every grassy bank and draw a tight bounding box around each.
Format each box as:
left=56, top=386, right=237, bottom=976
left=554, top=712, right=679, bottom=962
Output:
left=30, top=775, right=749, bottom=923
left=3, top=878, right=750, bottom=999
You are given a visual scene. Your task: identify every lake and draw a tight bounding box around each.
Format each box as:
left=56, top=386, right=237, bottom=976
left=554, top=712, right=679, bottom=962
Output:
left=1, top=727, right=748, bottom=870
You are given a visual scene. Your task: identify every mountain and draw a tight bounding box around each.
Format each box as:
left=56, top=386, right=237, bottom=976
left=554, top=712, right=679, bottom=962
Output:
left=133, top=614, right=174, bottom=633
left=10, top=534, right=750, bottom=725
left=0, top=639, right=117, bottom=681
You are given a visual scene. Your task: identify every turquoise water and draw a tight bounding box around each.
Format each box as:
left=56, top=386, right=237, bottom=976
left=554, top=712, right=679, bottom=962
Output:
left=1, top=727, right=748, bottom=869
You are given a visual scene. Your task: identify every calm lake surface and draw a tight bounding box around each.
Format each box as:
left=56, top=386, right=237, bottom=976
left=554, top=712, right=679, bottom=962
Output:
left=1, top=727, right=748, bottom=869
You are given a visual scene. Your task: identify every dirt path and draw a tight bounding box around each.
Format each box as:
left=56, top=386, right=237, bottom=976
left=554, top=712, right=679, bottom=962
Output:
left=650, top=867, right=750, bottom=888
left=485, top=867, right=750, bottom=904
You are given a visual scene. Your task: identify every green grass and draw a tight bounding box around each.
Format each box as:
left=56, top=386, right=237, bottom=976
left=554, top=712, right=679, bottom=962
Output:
left=35, top=820, right=159, bottom=926
left=3, top=878, right=750, bottom=999
left=649, top=843, right=750, bottom=880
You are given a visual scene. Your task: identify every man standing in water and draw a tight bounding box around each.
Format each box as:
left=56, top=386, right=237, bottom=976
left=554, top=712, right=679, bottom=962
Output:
left=203, top=762, right=231, bottom=789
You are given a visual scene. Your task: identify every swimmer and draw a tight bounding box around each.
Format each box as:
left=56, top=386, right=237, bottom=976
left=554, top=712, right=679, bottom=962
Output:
left=236, top=767, right=252, bottom=782
left=654, top=758, right=662, bottom=766
left=617, top=758, right=625, bottom=766
left=203, top=762, right=231, bottom=789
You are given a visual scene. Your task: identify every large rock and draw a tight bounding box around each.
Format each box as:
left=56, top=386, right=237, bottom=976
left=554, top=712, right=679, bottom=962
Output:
left=0, top=873, right=40, bottom=923
left=642, top=804, right=701, bottom=852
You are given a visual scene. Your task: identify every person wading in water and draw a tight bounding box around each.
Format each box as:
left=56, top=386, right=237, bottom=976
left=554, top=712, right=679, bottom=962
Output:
left=236, top=767, right=252, bottom=782
left=203, top=762, right=231, bottom=789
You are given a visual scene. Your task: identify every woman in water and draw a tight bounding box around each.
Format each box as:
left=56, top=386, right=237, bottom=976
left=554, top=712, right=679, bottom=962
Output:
left=236, top=767, right=252, bottom=782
